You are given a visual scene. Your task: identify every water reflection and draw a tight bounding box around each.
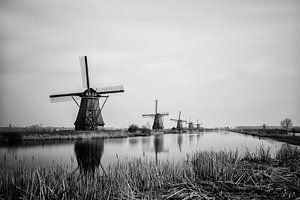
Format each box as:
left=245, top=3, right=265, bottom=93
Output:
left=74, top=139, right=104, bottom=175
left=189, top=134, right=194, bottom=145
left=129, top=137, right=139, bottom=146
left=177, top=134, right=183, bottom=152
left=197, top=132, right=203, bottom=142
left=142, top=137, right=151, bottom=150
left=105, top=138, right=125, bottom=145
left=0, top=131, right=284, bottom=169
left=154, top=135, right=168, bottom=164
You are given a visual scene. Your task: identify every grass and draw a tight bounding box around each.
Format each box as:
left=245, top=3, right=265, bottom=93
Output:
left=0, top=128, right=150, bottom=142
left=0, top=144, right=300, bottom=199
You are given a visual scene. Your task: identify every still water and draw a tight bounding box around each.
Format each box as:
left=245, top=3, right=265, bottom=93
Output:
left=0, top=131, right=283, bottom=170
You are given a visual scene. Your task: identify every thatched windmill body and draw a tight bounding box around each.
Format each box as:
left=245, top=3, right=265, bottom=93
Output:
left=142, top=100, right=169, bottom=130
left=50, top=56, right=124, bottom=130
left=170, top=111, right=187, bottom=131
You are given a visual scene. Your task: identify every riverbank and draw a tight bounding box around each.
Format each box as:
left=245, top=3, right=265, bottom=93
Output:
left=0, top=128, right=150, bottom=142
left=230, top=129, right=300, bottom=146
left=1, top=144, right=299, bottom=199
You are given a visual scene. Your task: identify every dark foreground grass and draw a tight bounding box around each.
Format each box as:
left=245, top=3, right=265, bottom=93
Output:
left=1, top=144, right=300, bottom=200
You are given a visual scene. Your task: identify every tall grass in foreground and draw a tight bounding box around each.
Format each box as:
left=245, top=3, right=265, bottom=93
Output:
left=1, top=144, right=299, bottom=200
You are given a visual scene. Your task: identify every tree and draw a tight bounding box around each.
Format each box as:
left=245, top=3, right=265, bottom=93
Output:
left=280, top=118, right=293, bottom=134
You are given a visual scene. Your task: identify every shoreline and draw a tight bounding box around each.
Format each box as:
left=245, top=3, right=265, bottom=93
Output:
left=0, top=128, right=205, bottom=142
left=230, top=129, right=300, bottom=146
left=0, top=129, right=150, bottom=142
left=2, top=128, right=300, bottom=146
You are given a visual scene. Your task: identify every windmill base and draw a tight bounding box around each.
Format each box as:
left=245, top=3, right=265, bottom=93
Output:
left=74, top=97, right=105, bottom=130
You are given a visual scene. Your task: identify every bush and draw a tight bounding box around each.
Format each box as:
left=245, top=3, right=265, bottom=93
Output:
left=128, top=124, right=139, bottom=132
left=140, top=126, right=151, bottom=134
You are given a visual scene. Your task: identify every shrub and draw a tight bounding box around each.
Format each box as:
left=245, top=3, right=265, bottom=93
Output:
left=140, top=126, right=151, bottom=134
left=128, top=124, right=139, bottom=132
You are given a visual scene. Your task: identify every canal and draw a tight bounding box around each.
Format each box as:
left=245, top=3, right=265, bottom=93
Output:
left=0, top=131, right=283, bottom=170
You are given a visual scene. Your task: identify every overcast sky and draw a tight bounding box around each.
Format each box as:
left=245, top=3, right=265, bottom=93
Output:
left=0, top=0, right=299, bottom=128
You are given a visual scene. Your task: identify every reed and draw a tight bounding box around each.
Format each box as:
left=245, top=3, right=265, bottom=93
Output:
left=0, top=144, right=299, bottom=199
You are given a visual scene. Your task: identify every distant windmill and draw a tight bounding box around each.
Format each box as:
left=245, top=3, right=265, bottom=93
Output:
left=170, top=111, right=187, bottom=131
left=195, top=119, right=202, bottom=130
left=142, top=100, right=169, bottom=130
left=186, top=116, right=194, bottom=131
left=49, top=56, right=124, bottom=130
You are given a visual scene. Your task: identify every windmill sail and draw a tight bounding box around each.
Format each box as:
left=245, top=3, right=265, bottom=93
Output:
left=142, top=114, right=156, bottom=117
left=160, top=112, right=169, bottom=116
left=79, top=56, right=90, bottom=89
left=50, top=92, right=82, bottom=103
left=50, top=95, right=81, bottom=103
left=96, top=85, right=124, bottom=94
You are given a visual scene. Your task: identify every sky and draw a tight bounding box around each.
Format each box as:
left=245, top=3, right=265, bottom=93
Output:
left=0, top=0, right=299, bottom=128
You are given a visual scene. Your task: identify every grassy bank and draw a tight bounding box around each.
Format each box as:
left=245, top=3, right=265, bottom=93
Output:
left=231, top=129, right=300, bottom=146
left=1, top=144, right=299, bottom=199
left=0, top=128, right=150, bottom=142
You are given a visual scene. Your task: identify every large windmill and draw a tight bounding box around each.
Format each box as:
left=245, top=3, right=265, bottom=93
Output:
left=170, top=111, right=187, bottom=131
left=142, top=100, right=169, bottom=130
left=49, top=56, right=124, bottom=130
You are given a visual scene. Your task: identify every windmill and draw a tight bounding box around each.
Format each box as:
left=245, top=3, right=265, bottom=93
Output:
left=186, top=116, right=194, bottom=131
left=195, top=119, right=202, bottom=131
left=170, top=111, right=187, bottom=131
left=49, top=56, right=124, bottom=130
left=142, top=100, right=169, bottom=130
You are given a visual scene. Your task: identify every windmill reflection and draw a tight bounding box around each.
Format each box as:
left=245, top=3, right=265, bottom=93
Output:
left=197, top=132, right=204, bottom=142
left=154, top=135, right=168, bottom=165
left=74, top=139, right=105, bottom=175
left=177, top=134, right=183, bottom=152
left=189, top=134, right=195, bottom=145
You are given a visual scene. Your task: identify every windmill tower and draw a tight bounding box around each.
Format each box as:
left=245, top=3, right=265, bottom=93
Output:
left=49, top=56, right=124, bottom=130
left=186, top=116, right=194, bottom=131
left=195, top=119, right=202, bottom=131
left=142, top=100, right=169, bottom=130
left=170, top=111, right=187, bottom=131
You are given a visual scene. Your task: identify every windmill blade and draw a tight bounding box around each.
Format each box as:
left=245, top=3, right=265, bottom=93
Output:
left=50, top=92, right=82, bottom=98
left=170, top=119, right=178, bottom=121
left=50, top=95, right=81, bottom=103
left=160, top=112, right=169, bottom=116
left=142, top=114, right=155, bottom=117
left=96, top=85, right=124, bottom=94
left=79, top=56, right=90, bottom=89
left=49, top=92, right=82, bottom=103
left=181, top=120, right=187, bottom=123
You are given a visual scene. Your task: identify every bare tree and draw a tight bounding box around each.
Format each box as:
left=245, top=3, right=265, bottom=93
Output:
left=280, top=118, right=293, bottom=135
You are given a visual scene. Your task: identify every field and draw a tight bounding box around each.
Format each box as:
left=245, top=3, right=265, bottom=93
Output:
left=1, top=144, right=299, bottom=199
